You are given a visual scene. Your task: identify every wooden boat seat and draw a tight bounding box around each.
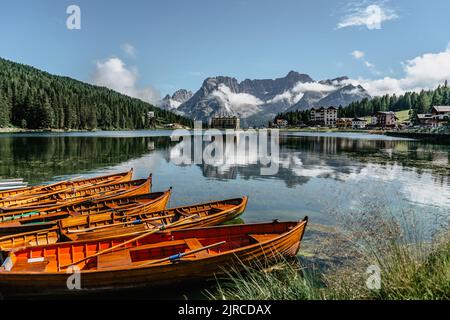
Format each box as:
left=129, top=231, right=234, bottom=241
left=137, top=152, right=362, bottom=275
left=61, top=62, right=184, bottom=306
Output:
left=12, top=257, right=51, bottom=272
left=249, top=234, right=278, bottom=243
left=97, top=251, right=132, bottom=269
left=175, top=208, right=194, bottom=217
left=129, top=240, right=187, bottom=252
left=184, top=238, right=210, bottom=258
left=104, top=203, right=119, bottom=210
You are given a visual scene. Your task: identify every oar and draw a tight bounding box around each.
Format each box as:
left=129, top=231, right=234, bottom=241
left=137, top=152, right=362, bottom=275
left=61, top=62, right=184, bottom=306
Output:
left=138, top=241, right=226, bottom=267
left=0, top=210, right=40, bottom=223
left=65, top=214, right=176, bottom=233
left=59, top=214, right=200, bottom=269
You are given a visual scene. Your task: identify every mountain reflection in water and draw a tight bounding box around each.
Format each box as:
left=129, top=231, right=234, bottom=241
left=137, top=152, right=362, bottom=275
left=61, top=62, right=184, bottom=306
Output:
left=0, top=131, right=448, bottom=229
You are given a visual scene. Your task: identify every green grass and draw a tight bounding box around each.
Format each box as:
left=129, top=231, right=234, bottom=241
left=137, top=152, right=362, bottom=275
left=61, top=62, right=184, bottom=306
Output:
left=212, top=259, right=323, bottom=300
left=396, top=109, right=411, bottom=123
left=211, top=205, right=450, bottom=301
left=363, top=109, right=411, bottom=124
left=211, top=236, right=450, bottom=300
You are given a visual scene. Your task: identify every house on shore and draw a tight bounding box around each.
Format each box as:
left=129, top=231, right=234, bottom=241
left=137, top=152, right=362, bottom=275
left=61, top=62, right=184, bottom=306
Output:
left=336, top=118, right=352, bottom=129
left=310, top=107, right=338, bottom=127
left=372, top=111, right=398, bottom=128
left=352, top=118, right=367, bottom=129
left=275, top=119, right=288, bottom=128
left=430, top=106, right=450, bottom=127
left=415, top=113, right=434, bottom=127
left=211, top=116, right=241, bottom=130
left=415, top=106, right=450, bottom=128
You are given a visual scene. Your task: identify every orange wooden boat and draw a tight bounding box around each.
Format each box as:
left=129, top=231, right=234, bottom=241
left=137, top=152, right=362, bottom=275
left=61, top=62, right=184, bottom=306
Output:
left=0, top=196, right=247, bottom=250
left=0, top=186, right=161, bottom=236
left=0, top=217, right=307, bottom=297
left=0, top=170, right=133, bottom=200
left=0, top=175, right=152, bottom=213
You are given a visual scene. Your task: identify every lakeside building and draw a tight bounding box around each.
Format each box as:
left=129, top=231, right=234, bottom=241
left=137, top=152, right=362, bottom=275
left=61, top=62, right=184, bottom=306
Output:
left=310, top=107, right=338, bottom=127
left=416, top=113, right=434, bottom=126
left=372, top=111, right=398, bottom=128
left=336, top=118, right=352, bottom=128
left=273, top=119, right=288, bottom=128
left=415, top=106, right=450, bottom=128
left=210, top=116, right=241, bottom=130
left=352, top=118, right=367, bottom=129
left=430, top=106, right=450, bottom=127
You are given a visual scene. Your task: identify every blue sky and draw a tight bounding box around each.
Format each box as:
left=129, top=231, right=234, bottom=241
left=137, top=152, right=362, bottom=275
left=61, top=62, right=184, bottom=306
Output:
left=1, top=0, right=450, bottom=101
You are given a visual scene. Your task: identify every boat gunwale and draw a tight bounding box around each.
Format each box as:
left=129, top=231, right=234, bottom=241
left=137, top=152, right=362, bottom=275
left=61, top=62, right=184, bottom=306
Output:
left=0, top=195, right=245, bottom=251
left=0, top=169, right=133, bottom=199
left=0, top=175, right=152, bottom=215
left=3, top=217, right=307, bottom=275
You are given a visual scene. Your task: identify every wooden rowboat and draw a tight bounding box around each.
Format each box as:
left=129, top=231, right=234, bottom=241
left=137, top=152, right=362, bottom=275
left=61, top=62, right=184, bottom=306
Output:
left=0, top=186, right=162, bottom=236
left=0, top=175, right=152, bottom=213
left=0, top=196, right=247, bottom=250
left=0, top=217, right=307, bottom=297
left=0, top=170, right=133, bottom=200
left=0, top=180, right=28, bottom=191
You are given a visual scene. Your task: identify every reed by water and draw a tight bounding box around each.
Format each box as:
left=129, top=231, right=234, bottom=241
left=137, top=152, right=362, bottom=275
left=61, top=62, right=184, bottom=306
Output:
left=211, top=197, right=450, bottom=300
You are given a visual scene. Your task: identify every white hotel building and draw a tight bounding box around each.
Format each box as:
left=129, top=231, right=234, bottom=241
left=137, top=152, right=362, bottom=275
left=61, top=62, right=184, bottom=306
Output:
left=310, top=107, right=338, bottom=127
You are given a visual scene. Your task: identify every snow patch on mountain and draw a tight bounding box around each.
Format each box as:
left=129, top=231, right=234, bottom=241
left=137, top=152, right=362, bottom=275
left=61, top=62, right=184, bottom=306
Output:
left=268, top=82, right=337, bottom=105
left=159, top=89, right=193, bottom=113
left=170, top=72, right=371, bottom=127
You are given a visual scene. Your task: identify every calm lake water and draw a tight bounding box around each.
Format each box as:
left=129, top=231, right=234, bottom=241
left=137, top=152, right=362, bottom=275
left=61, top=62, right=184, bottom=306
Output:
left=0, top=130, right=449, bottom=229
left=0, top=130, right=449, bottom=299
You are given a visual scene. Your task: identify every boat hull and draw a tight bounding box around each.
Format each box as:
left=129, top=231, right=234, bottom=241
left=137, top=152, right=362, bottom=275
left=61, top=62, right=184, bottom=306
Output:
left=0, top=196, right=246, bottom=249
left=0, top=178, right=153, bottom=236
left=0, top=218, right=307, bottom=297
left=0, top=173, right=147, bottom=210
left=0, top=176, right=152, bottom=218
left=0, top=170, right=133, bottom=200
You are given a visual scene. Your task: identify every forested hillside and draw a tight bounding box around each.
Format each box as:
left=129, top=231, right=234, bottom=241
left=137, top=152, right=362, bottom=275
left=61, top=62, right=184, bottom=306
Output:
left=0, top=58, right=192, bottom=130
left=275, top=84, right=450, bottom=125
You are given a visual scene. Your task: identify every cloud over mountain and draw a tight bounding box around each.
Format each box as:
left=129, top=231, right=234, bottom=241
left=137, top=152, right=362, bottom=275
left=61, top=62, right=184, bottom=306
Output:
left=337, top=3, right=398, bottom=30
left=92, top=57, right=160, bottom=104
left=347, top=43, right=450, bottom=96
left=162, top=72, right=370, bottom=127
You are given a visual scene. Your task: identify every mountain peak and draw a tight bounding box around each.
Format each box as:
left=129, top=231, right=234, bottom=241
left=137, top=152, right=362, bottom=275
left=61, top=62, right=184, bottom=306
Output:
left=280, top=70, right=314, bottom=82
left=332, top=76, right=349, bottom=82
left=159, top=89, right=193, bottom=112
left=286, top=70, right=301, bottom=78
left=171, top=89, right=193, bottom=102
left=175, top=71, right=370, bottom=127
left=319, top=76, right=350, bottom=86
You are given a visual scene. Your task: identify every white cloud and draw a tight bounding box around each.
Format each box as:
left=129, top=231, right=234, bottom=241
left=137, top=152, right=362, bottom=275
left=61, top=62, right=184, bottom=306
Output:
left=347, top=43, right=450, bottom=96
left=210, top=84, right=263, bottom=118
left=351, top=50, right=381, bottom=75
left=352, top=50, right=365, bottom=59
left=268, top=82, right=337, bottom=105
left=337, top=4, right=398, bottom=30
left=121, top=43, right=136, bottom=58
left=92, top=57, right=160, bottom=104
left=293, top=82, right=337, bottom=93
left=269, top=90, right=302, bottom=105
left=364, top=61, right=375, bottom=68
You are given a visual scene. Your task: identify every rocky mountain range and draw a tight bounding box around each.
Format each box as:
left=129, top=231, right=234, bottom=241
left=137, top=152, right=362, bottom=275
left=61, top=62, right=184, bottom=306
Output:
left=158, top=71, right=371, bottom=127
left=159, top=89, right=193, bottom=111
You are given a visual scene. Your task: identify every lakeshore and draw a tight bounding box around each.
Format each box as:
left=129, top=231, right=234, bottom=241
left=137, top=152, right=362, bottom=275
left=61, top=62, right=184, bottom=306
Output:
left=0, top=130, right=448, bottom=299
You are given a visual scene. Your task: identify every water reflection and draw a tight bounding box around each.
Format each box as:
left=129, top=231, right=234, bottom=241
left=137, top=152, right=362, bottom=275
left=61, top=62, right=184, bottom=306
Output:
left=166, top=134, right=449, bottom=189
left=0, top=131, right=448, bottom=227
left=0, top=136, right=173, bottom=183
